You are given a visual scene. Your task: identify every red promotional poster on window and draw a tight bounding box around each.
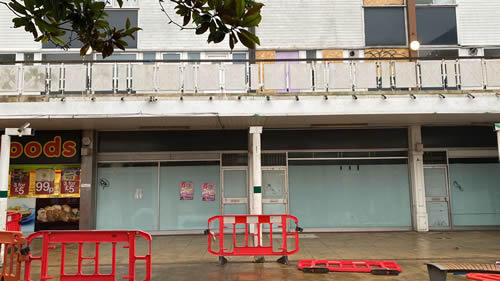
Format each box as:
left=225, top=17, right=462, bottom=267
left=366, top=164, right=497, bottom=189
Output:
left=10, top=169, right=30, bottom=196
left=35, top=169, right=56, bottom=195
left=60, top=168, right=81, bottom=195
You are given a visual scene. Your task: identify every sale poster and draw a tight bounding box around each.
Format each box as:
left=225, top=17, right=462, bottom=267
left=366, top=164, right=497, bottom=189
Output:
left=202, top=183, right=216, bottom=201
left=7, top=198, right=36, bottom=233
left=60, top=168, right=81, bottom=195
left=9, top=169, right=30, bottom=197
left=35, top=168, right=56, bottom=195
left=35, top=198, right=80, bottom=231
left=180, top=181, right=193, bottom=200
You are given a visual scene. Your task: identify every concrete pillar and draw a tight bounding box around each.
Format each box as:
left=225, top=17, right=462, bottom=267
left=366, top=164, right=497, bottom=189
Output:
left=248, top=126, right=263, bottom=259
left=408, top=125, right=429, bottom=232
left=0, top=135, right=11, bottom=231
left=495, top=124, right=500, bottom=160
left=79, top=130, right=95, bottom=230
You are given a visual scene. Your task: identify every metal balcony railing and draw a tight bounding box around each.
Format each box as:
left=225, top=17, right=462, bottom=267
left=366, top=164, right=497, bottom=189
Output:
left=1, top=57, right=500, bottom=95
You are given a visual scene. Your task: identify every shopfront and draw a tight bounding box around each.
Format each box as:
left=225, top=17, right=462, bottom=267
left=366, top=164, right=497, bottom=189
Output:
left=4, top=131, right=82, bottom=233
left=94, top=128, right=416, bottom=232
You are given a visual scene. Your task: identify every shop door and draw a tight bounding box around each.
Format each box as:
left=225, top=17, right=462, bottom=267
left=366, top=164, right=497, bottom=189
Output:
left=424, top=166, right=451, bottom=230
left=221, top=168, right=248, bottom=215
left=262, top=168, right=288, bottom=215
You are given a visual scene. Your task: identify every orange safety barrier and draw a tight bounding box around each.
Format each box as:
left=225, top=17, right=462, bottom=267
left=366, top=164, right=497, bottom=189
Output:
left=24, top=230, right=152, bottom=281
left=0, top=231, right=29, bottom=281
left=6, top=212, right=22, bottom=232
left=205, top=214, right=302, bottom=265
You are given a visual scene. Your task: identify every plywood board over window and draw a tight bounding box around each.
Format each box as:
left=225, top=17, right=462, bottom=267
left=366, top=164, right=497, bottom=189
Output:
left=364, top=0, right=404, bottom=6
left=256, top=51, right=276, bottom=94
left=322, top=50, right=343, bottom=62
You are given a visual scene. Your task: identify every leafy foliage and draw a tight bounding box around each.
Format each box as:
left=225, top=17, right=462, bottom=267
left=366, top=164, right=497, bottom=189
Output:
left=162, top=0, right=264, bottom=49
left=4, top=0, right=141, bottom=57
left=2, top=0, right=263, bottom=58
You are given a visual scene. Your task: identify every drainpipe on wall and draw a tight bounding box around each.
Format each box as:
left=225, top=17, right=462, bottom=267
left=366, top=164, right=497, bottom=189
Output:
left=406, top=0, right=418, bottom=59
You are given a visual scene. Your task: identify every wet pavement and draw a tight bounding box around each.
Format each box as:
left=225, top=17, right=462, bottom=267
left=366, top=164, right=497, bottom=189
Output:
left=25, top=231, right=500, bottom=281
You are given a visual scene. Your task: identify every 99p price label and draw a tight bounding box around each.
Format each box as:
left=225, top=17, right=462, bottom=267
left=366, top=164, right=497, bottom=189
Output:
left=35, top=181, right=55, bottom=195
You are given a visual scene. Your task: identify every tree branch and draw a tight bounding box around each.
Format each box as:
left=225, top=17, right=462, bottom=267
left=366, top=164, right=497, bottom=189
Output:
left=158, top=0, right=196, bottom=30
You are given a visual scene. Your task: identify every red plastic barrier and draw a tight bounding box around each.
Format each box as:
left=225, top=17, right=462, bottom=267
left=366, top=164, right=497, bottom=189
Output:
left=24, top=230, right=152, bottom=281
left=6, top=212, right=22, bottom=232
left=0, top=231, right=29, bottom=281
left=467, top=273, right=500, bottom=281
left=206, top=214, right=302, bottom=264
left=298, top=259, right=402, bottom=275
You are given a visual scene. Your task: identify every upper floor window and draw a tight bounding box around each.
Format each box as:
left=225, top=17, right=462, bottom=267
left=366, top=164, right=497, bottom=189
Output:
left=0, top=54, right=16, bottom=63
left=95, top=0, right=138, bottom=8
left=416, top=0, right=457, bottom=46
left=42, top=10, right=138, bottom=49
left=416, top=0, right=455, bottom=4
left=364, top=7, right=407, bottom=46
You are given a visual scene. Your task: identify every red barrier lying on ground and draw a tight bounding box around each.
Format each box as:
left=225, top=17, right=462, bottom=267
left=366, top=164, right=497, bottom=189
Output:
left=0, top=231, right=29, bottom=281
left=298, top=259, right=402, bottom=275
left=467, top=273, right=500, bottom=281
left=206, top=214, right=302, bottom=265
left=24, top=230, right=152, bottom=281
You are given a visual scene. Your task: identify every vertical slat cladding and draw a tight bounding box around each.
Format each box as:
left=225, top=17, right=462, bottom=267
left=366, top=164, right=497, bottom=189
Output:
left=257, top=0, right=364, bottom=49
left=457, top=0, right=500, bottom=46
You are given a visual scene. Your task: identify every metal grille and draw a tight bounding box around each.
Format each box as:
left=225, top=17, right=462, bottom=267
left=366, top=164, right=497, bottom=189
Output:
left=262, top=153, right=286, bottom=166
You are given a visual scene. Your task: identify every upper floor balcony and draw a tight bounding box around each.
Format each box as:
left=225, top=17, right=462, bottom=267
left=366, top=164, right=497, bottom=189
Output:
left=1, top=57, right=500, bottom=98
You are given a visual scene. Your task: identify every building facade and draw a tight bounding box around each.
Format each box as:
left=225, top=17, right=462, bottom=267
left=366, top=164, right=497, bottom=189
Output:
left=1, top=0, right=500, bottom=234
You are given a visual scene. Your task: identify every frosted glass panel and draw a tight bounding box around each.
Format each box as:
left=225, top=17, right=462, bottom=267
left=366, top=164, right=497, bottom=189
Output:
left=160, top=164, right=220, bottom=230
left=224, top=204, right=248, bottom=215
left=289, top=164, right=411, bottom=228
left=263, top=204, right=286, bottom=215
left=450, top=163, right=500, bottom=226
left=96, top=164, right=158, bottom=230
left=263, top=170, right=286, bottom=199
left=424, top=168, right=447, bottom=197
left=223, top=170, right=247, bottom=198
left=427, top=201, right=449, bottom=228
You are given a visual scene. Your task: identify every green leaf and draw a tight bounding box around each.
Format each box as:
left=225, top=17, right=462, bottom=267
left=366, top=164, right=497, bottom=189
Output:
left=24, top=0, right=35, bottom=12
left=241, top=13, right=261, bottom=27
left=52, top=36, right=67, bottom=46
left=12, top=17, right=29, bottom=28
left=126, top=18, right=130, bottom=29
left=9, top=1, right=28, bottom=16
left=207, top=30, right=225, bottom=43
left=224, top=0, right=233, bottom=10
left=80, top=44, right=90, bottom=56
left=235, top=0, right=244, bottom=18
left=116, top=0, right=123, bottom=7
left=237, top=29, right=259, bottom=48
left=196, top=22, right=210, bottom=34
left=183, top=11, right=191, bottom=26
left=245, top=2, right=264, bottom=17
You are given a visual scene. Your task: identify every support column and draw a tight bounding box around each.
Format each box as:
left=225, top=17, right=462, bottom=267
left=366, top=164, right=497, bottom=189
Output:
left=0, top=135, right=11, bottom=231
left=408, top=125, right=428, bottom=232
left=249, top=126, right=263, bottom=261
left=79, top=130, right=95, bottom=230
left=249, top=127, right=263, bottom=217
left=495, top=124, right=500, bottom=160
